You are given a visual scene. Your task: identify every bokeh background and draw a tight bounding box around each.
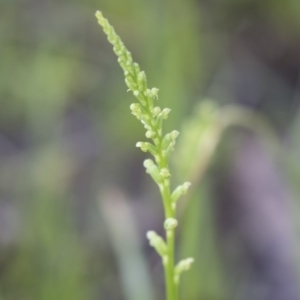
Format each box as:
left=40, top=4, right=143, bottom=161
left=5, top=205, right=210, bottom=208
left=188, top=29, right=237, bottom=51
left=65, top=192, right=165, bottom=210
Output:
left=1, top=0, right=300, bottom=299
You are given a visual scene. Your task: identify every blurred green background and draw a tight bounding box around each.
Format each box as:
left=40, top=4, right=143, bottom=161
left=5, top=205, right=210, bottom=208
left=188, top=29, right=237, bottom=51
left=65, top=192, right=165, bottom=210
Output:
left=1, top=0, right=300, bottom=299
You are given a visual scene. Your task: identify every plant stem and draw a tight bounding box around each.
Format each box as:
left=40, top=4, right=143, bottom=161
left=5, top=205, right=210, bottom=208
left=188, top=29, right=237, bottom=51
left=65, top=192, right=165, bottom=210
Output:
left=160, top=182, right=176, bottom=300
left=167, top=228, right=176, bottom=300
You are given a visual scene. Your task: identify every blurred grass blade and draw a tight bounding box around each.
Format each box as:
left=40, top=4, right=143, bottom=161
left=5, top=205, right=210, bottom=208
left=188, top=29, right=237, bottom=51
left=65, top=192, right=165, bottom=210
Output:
left=99, top=188, right=155, bottom=300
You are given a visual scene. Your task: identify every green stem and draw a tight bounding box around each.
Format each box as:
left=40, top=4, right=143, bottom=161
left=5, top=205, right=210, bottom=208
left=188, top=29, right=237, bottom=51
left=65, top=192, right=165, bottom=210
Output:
left=174, top=280, right=179, bottom=300
left=167, top=229, right=176, bottom=300
left=160, top=183, right=176, bottom=300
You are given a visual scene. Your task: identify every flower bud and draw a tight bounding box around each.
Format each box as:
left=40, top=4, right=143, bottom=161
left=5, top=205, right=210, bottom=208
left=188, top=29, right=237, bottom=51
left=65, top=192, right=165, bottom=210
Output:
left=136, top=142, right=148, bottom=152
left=132, top=90, right=147, bottom=106
left=130, top=103, right=141, bottom=112
left=175, top=257, right=194, bottom=274
left=150, top=88, right=159, bottom=99
left=161, top=130, right=180, bottom=158
left=125, top=51, right=133, bottom=63
left=117, top=56, right=124, bottom=63
left=133, top=62, right=140, bottom=75
left=112, top=45, right=119, bottom=52
left=171, top=182, right=191, bottom=203
left=143, top=159, right=162, bottom=183
left=130, top=103, right=142, bottom=115
left=151, top=106, right=161, bottom=117
left=160, top=168, right=171, bottom=179
left=170, top=130, right=179, bottom=140
left=146, top=130, right=156, bottom=139
left=136, top=142, right=157, bottom=155
left=95, top=11, right=103, bottom=20
left=146, top=231, right=167, bottom=257
left=137, top=71, right=147, bottom=91
left=108, top=35, right=116, bottom=44
left=161, top=133, right=172, bottom=150
left=164, top=218, right=178, bottom=230
left=125, top=77, right=137, bottom=91
left=161, top=108, right=171, bottom=119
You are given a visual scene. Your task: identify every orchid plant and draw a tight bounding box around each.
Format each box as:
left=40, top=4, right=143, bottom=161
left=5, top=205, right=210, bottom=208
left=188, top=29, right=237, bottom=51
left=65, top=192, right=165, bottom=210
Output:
left=96, top=11, right=194, bottom=300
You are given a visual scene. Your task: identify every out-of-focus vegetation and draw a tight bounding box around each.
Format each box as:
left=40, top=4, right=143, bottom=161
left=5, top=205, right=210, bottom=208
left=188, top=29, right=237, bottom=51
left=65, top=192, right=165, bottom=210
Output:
left=1, top=0, right=300, bottom=299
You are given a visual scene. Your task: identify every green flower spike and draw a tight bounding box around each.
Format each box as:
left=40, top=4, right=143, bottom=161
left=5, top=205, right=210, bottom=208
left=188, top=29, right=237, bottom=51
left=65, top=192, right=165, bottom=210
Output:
left=96, top=10, right=194, bottom=300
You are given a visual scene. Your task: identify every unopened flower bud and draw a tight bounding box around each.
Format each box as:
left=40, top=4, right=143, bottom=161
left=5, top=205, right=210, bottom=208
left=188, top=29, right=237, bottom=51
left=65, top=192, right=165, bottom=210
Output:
left=150, top=88, right=159, bottom=99
left=146, top=130, right=156, bottom=139
left=151, top=106, right=161, bottom=117
left=160, top=168, right=171, bottom=179
left=143, top=159, right=162, bottom=183
left=161, top=108, right=171, bottom=119
left=133, top=62, right=140, bottom=75
left=125, top=51, right=132, bottom=63
left=161, top=133, right=172, bottom=150
left=175, top=257, right=194, bottom=274
left=125, top=77, right=136, bottom=91
left=170, top=130, right=179, bottom=140
left=164, top=218, right=178, bottom=230
left=136, top=142, right=148, bottom=152
left=137, top=71, right=147, bottom=91
left=171, top=182, right=191, bottom=203
left=108, top=35, right=116, bottom=44
left=143, top=159, right=154, bottom=169
left=130, top=103, right=142, bottom=120
left=146, top=231, right=167, bottom=257
left=130, top=103, right=140, bottom=111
